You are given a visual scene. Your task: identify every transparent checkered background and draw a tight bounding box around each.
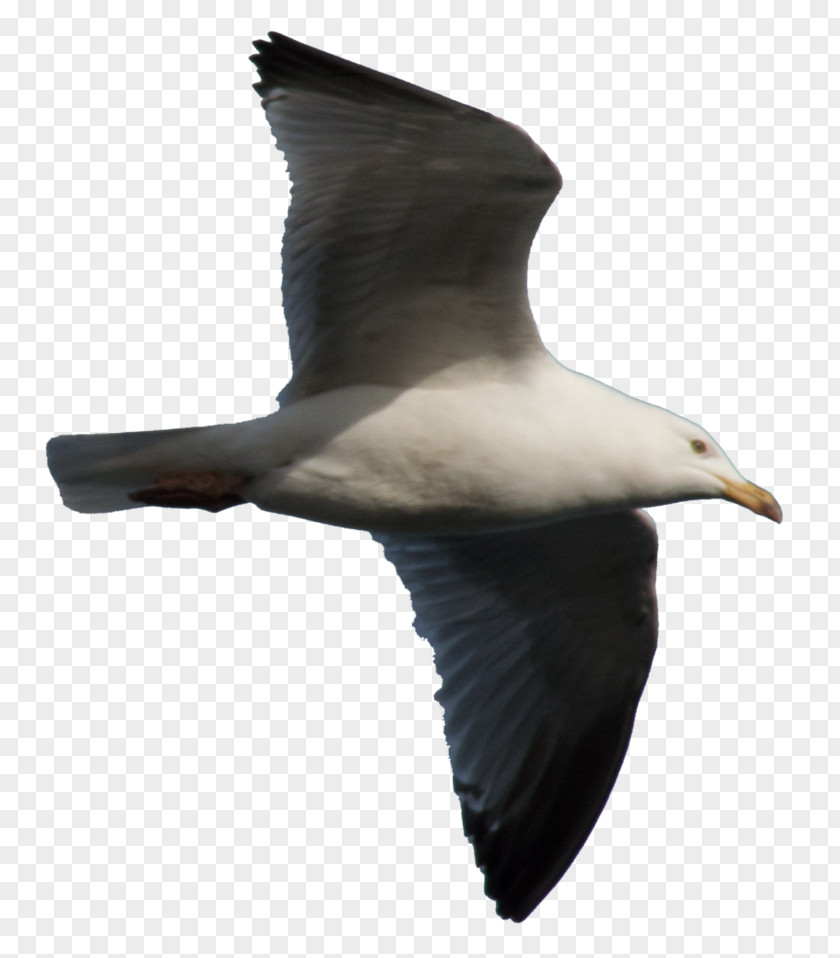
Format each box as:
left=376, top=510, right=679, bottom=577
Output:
left=4, top=2, right=837, bottom=956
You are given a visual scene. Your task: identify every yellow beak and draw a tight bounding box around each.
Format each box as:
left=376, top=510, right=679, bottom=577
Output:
left=718, top=477, right=783, bottom=523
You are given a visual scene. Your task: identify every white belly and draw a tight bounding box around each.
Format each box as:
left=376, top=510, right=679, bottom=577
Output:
left=238, top=379, right=578, bottom=534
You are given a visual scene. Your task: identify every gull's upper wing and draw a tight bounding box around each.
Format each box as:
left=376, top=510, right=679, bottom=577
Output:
left=376, top=510, right=659, bottom=921
left=250, top=32, right=561, bottom=404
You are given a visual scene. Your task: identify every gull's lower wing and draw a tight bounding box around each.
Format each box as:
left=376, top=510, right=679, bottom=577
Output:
left=250, top=33, right=561, bottom=403
left=376, top=510, right=658, bottom=921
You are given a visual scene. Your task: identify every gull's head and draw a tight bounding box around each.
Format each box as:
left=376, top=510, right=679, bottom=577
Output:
left=529, top=370, right=782, bottom=524
left=644, top=411, right=783, bottom=523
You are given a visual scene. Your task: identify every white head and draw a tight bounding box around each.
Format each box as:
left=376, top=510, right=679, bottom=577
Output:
left=619, top=399, right=782, bottom=522
left=571, top=375, right=783, bottom=522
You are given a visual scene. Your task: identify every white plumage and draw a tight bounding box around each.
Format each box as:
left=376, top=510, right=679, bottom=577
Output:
left=46, top=32, right=781, bottom=920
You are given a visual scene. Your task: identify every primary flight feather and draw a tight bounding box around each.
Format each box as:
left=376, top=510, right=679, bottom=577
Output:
left=46, top=32, right=781, bottom=921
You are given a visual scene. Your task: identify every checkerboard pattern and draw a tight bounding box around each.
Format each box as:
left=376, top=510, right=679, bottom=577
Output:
left=7, top=5, right=836, bottom=957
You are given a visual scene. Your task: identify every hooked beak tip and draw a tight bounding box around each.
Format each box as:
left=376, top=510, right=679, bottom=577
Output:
left=718, top=477, right=783, bottom=523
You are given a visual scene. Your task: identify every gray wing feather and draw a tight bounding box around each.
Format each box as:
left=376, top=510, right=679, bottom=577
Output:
left=250, top=32, right=561, bottom=403
left=376, top=510, right=658, bottom=921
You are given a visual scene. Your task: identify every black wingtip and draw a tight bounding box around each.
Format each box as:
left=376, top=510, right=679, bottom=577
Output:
left=248, top=30, right=486, bottom=116
left=250, top=35, right=284, bottom=99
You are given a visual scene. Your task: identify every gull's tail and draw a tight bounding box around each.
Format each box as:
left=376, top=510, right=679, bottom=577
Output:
left=46, top=422, right=249, bottom=514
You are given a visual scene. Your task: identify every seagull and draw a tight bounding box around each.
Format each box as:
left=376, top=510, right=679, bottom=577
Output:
left=46, top=32, right=782, bottom=921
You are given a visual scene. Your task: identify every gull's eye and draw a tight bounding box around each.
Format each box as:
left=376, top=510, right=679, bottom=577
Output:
left=691, top=439, right=707, bottom=454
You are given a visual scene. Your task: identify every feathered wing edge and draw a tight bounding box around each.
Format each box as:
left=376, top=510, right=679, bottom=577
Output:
left=251, top=31, right=480, bottom=116
left=249, top=32, right=562, bottom=405
left=377, top=511, right=659, bottom=920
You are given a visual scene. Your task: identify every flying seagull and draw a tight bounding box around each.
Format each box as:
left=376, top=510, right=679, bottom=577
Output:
left=46, top=32, right=782, bottom=921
